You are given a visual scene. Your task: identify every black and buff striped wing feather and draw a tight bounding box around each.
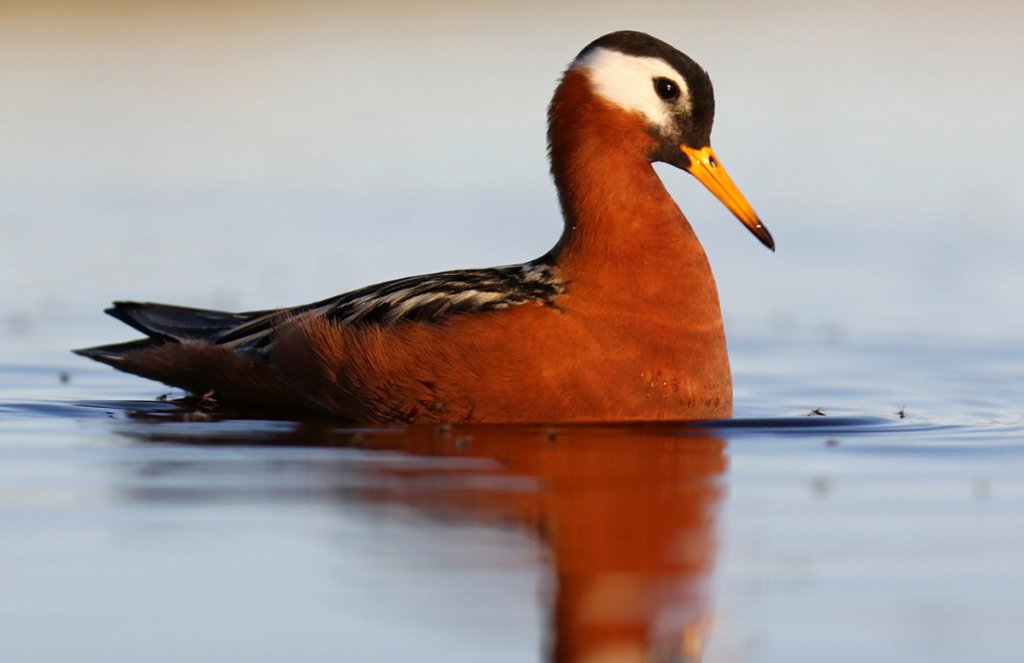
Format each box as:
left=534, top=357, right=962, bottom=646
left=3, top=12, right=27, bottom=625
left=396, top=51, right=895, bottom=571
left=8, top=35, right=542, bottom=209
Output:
left=75, top=259, right=564, bottom=360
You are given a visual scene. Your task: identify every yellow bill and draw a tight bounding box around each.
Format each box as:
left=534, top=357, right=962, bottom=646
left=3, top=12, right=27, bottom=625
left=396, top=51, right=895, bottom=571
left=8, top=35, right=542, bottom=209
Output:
left=680, top=145, right=774, bottom=251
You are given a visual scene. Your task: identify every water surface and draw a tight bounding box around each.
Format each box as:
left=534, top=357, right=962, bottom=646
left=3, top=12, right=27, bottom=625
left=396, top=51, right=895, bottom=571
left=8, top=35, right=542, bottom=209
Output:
left=2, top=335, right=1021, bottom=662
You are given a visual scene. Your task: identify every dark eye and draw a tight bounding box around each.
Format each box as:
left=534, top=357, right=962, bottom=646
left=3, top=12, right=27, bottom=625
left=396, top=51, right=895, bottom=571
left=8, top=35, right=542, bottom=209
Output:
left=653, top=77, right=680, bottom=102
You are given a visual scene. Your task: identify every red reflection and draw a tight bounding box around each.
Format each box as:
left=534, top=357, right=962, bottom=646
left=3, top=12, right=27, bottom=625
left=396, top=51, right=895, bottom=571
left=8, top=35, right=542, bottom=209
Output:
left=120, top=412, right=726, bottom=661
left=337, top=425, right=726, bottom=662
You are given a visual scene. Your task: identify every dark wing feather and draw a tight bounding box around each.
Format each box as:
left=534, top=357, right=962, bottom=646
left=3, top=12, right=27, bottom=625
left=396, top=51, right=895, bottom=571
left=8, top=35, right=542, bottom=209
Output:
left=74, top=258, right=565, bottom=360
left=105, top=301, right=268, bottom=342
left=215, top=259, right=564, bottom=350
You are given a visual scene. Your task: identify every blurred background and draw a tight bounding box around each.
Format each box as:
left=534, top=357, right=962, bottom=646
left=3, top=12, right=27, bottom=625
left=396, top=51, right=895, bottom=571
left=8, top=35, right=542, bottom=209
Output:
left=2, top=0, right=1022, bottom=358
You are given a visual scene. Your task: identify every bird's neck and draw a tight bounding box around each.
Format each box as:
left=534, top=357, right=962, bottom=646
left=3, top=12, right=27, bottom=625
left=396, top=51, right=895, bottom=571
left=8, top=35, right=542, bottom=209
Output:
left=546, top=72, right=724, bottom=326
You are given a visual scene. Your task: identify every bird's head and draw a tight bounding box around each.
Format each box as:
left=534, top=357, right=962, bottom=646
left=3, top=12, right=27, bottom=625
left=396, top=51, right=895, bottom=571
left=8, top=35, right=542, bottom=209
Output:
left=554, top=31, right=774, bottom=250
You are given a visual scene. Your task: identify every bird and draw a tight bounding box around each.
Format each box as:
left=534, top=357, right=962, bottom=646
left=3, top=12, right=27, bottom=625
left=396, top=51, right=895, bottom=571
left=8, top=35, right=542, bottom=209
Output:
left=75, top=30, right=774, bottom=424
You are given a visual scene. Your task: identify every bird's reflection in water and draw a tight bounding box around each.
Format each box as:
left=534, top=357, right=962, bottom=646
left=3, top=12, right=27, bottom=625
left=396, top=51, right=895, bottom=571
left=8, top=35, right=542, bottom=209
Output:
left=115, top=405, right=727, bottom=662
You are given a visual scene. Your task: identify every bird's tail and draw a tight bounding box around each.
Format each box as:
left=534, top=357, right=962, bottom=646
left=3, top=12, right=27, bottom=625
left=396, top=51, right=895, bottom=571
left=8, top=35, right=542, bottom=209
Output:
left=73, top=301, right=269, bottom=364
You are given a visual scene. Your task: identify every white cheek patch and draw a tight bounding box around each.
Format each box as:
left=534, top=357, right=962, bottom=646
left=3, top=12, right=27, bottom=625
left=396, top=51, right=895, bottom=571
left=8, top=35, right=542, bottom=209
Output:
left=572, top=47, right=691, bottom=133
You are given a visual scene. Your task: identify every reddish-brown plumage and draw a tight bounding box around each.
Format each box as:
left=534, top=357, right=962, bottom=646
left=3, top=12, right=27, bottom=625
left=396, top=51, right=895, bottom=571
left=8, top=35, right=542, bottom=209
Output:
left=82, top=35, right=752, bottom=424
